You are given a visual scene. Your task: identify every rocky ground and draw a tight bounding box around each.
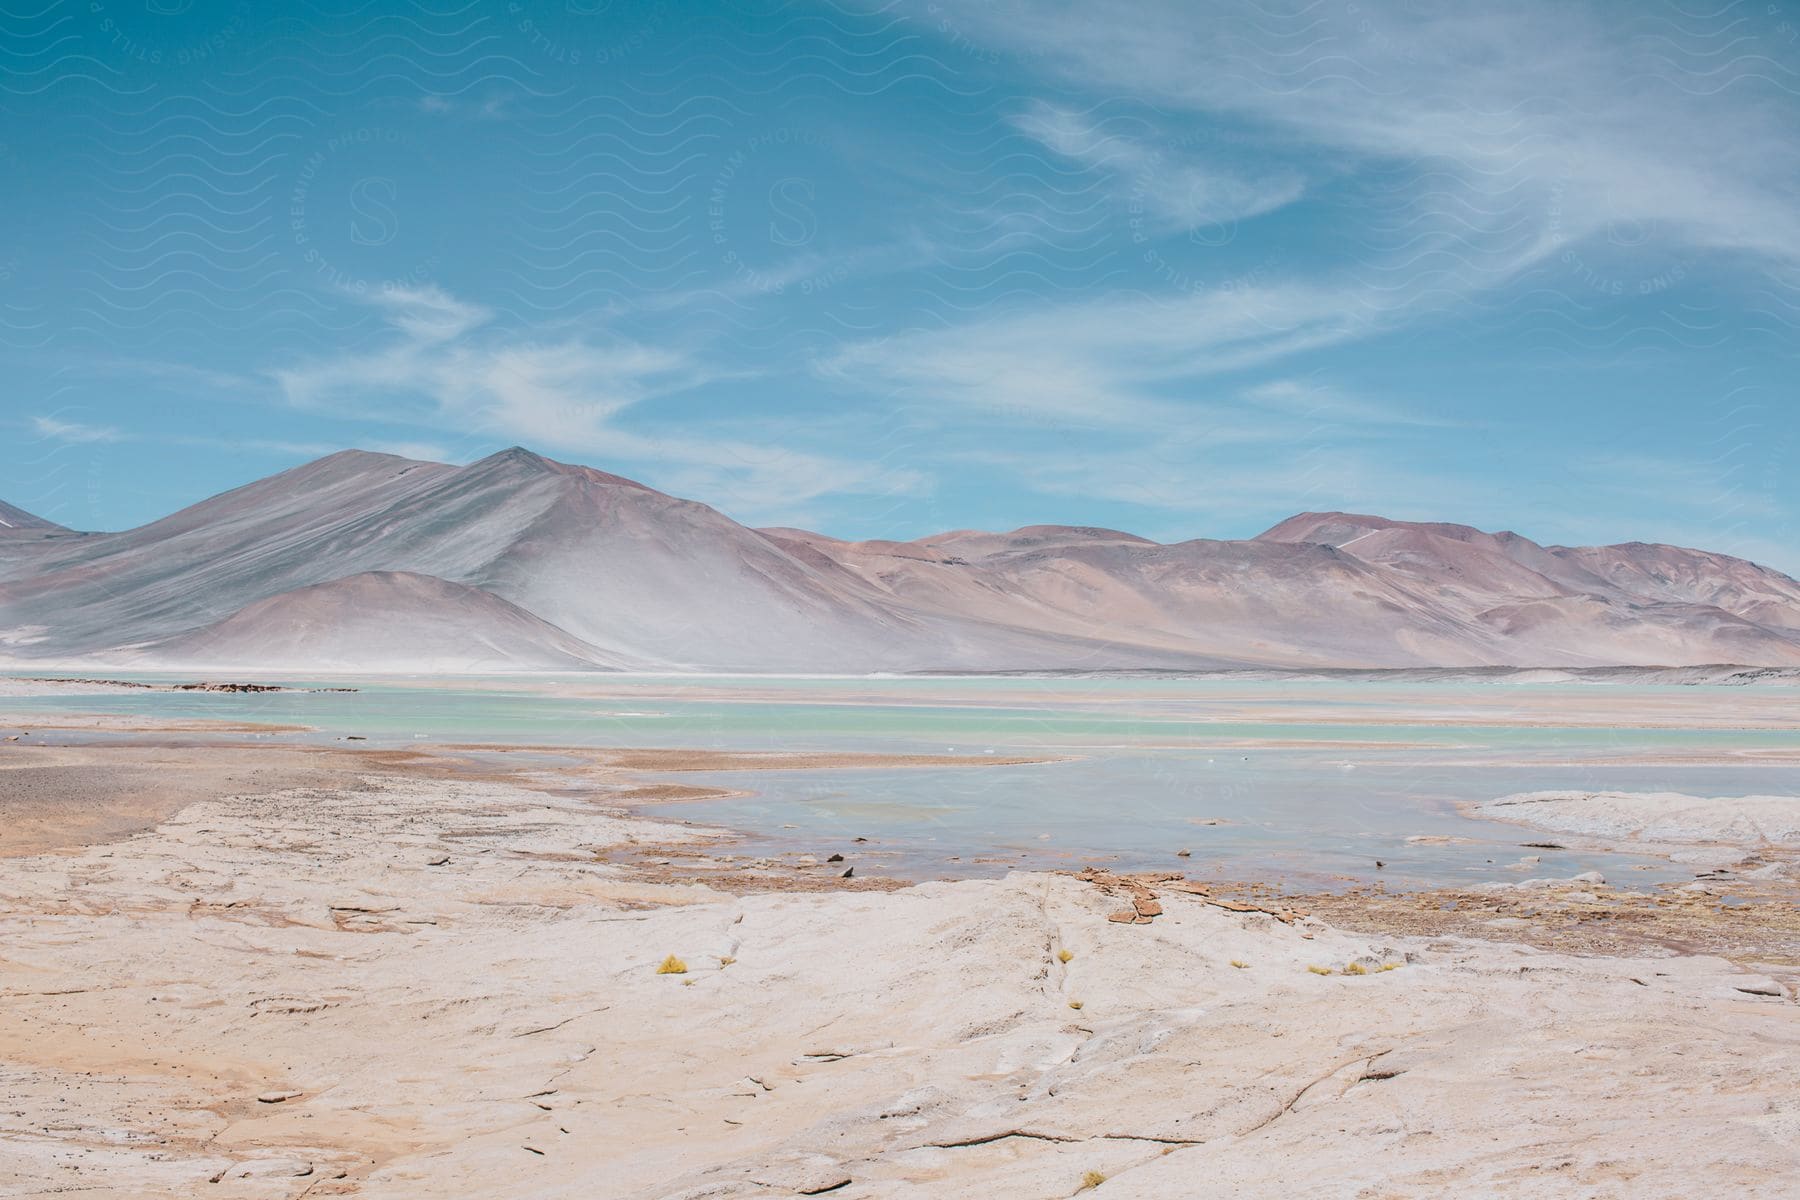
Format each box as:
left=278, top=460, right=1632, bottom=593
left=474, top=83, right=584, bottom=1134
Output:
left=1, top=741, right=1797, bottom=1198
left=1289, top=790, right=1800, bottom=966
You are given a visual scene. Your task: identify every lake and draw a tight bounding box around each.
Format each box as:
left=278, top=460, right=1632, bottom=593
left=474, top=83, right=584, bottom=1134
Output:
left=9, top=672, right=1796, bottom=890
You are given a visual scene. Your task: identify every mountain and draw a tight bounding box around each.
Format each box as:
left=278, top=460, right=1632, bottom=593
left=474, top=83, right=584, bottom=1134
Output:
left=3, top=455, right=1799, bottom=673
left=1254, top=512, right=1800, bottom=663
left=0, top=500, right=78, bottom=585
left=147, top=572, right=623, bottom=673
left=0, top=500, right=66, bottom=533
left=0, top=449, right=1180, bottom=672
left=761, top=526, right=1492, bottom=668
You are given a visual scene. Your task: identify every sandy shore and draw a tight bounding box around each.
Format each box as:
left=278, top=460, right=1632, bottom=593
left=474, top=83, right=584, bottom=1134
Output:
left=1, top=737, right=1797, bottom=1197
left=0, top=744, right=374, bottom=857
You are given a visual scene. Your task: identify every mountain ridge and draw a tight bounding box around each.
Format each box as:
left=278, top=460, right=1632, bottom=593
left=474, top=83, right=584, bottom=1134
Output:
left=3, top=449, right=1798, bottom=673
left=0, top=499, right=66, bottom=533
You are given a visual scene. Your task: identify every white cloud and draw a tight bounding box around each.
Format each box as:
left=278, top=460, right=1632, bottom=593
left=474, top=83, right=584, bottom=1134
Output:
left=949, top=440, right=1485, bottom=533
left=33, top=416, right=124, bottom=444
left=29, top=415, right=352, bottom=460
left=913, top=0, right=1800, bottom=271
left=820, top=279, right=1398, bottom=426
left=810, top=0, right=1800, bottom=552
left=77, top=357, right=256, bottom=393
left=370, top=285, right=492, bottom=344
left=273, top=290, right=700, bottom=437
left=1010, top=100, right=1306, bottom=235
left=272, top=288, right=926, bottom=523
left=1238, top=379, right=1459, bottom=430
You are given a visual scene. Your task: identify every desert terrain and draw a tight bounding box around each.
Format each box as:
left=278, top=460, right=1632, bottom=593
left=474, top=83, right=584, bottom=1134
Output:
left=2, top=694, right=1796, bottom=1199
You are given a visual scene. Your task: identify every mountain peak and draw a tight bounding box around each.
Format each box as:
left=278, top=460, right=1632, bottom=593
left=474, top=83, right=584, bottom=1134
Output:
left=491, top=445, right=553, bottom=467
left=1255, top=512, right=1398, bottom=545
left=464, top=446, right=655, bottom=491
left=294, top=448, right=444, bottom=473
left=1257, top=511, right=1505, bottom=549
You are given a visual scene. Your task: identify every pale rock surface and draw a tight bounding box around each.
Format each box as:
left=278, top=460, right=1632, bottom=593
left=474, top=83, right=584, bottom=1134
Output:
left=1, top=772, right=1797, bottom=1197
left=1480, top=790, right=1800, bottom=850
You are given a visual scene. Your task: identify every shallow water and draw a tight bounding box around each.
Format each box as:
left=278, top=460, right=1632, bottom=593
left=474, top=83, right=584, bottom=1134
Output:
left=8, top=673, right=1797, bottom=890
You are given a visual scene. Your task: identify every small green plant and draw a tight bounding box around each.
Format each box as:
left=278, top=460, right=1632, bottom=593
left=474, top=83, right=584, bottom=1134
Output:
left=1307, top=965, right=1333, bottom=976
left=656, top=954, right=688, bottom=975
left=1380, top=962, right=1402, bottom=971
left=1229, top=959, right=1249, bottom=969
left=1078, top=1169, right=1107, bottom=1191
left=1057, top=948, right=1074, bottom=964
left=1068, top=999, right=1084, bottom=1010
left=1343, top=962, right=1368, bottom=976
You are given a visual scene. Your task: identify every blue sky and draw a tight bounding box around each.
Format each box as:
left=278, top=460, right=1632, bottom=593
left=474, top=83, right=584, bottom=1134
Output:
left=3, top=0, right=1797, bottom=570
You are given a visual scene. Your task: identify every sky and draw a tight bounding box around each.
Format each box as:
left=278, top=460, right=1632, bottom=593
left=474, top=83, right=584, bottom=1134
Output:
left=3, top=0, right=1797, bottom=570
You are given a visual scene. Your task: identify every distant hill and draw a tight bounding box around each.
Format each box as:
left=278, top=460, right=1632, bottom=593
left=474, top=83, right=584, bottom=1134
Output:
left=3, top=449, right=1799, bottom=673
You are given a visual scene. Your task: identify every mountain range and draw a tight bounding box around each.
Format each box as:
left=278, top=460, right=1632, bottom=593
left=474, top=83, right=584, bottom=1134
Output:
left=3, top=447, right=1799, bottom=673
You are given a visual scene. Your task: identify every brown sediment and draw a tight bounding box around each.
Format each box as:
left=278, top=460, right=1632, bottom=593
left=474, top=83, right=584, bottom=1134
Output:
left=1067, top=868, right=1312, bottom=928
left=604, top=781, right=737, bottom=804
left=1279, top=872, right=1800, bottom=967
left=0, top=739, right=499, bottom=857
left=3, top=714, right=312, bottom=734
left=0, top=722, right=1048, bottom=860
left=0, top=745, right=371, bottom=857
left=597, top=842, right=912, bottom=895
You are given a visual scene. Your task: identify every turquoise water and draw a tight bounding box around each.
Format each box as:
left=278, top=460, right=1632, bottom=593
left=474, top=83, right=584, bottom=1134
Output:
left=9, top=673, right=1797, bottom=890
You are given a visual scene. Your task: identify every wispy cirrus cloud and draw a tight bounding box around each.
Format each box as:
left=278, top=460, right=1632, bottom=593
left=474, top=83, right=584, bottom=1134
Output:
left=915, top=0, right=1800, bottom=270
left=32, top=416, right=125, bottom=444
left=1238, top=379, right=1462, bottom=431
left=276, top=287, right=706, bottom=437
left=27, top=414, right=404, bottom=461
left=1010, top=100, right=1307, bottom=237
left=851, top=0, right=1800, bottom=432
left=819, top=278, right=1398, bottom=426
left=951, top=441, right=1479, bottom=530
left=799, top=0, right=1800, bottom=564
left=273, top=286, right=925, bottom=523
